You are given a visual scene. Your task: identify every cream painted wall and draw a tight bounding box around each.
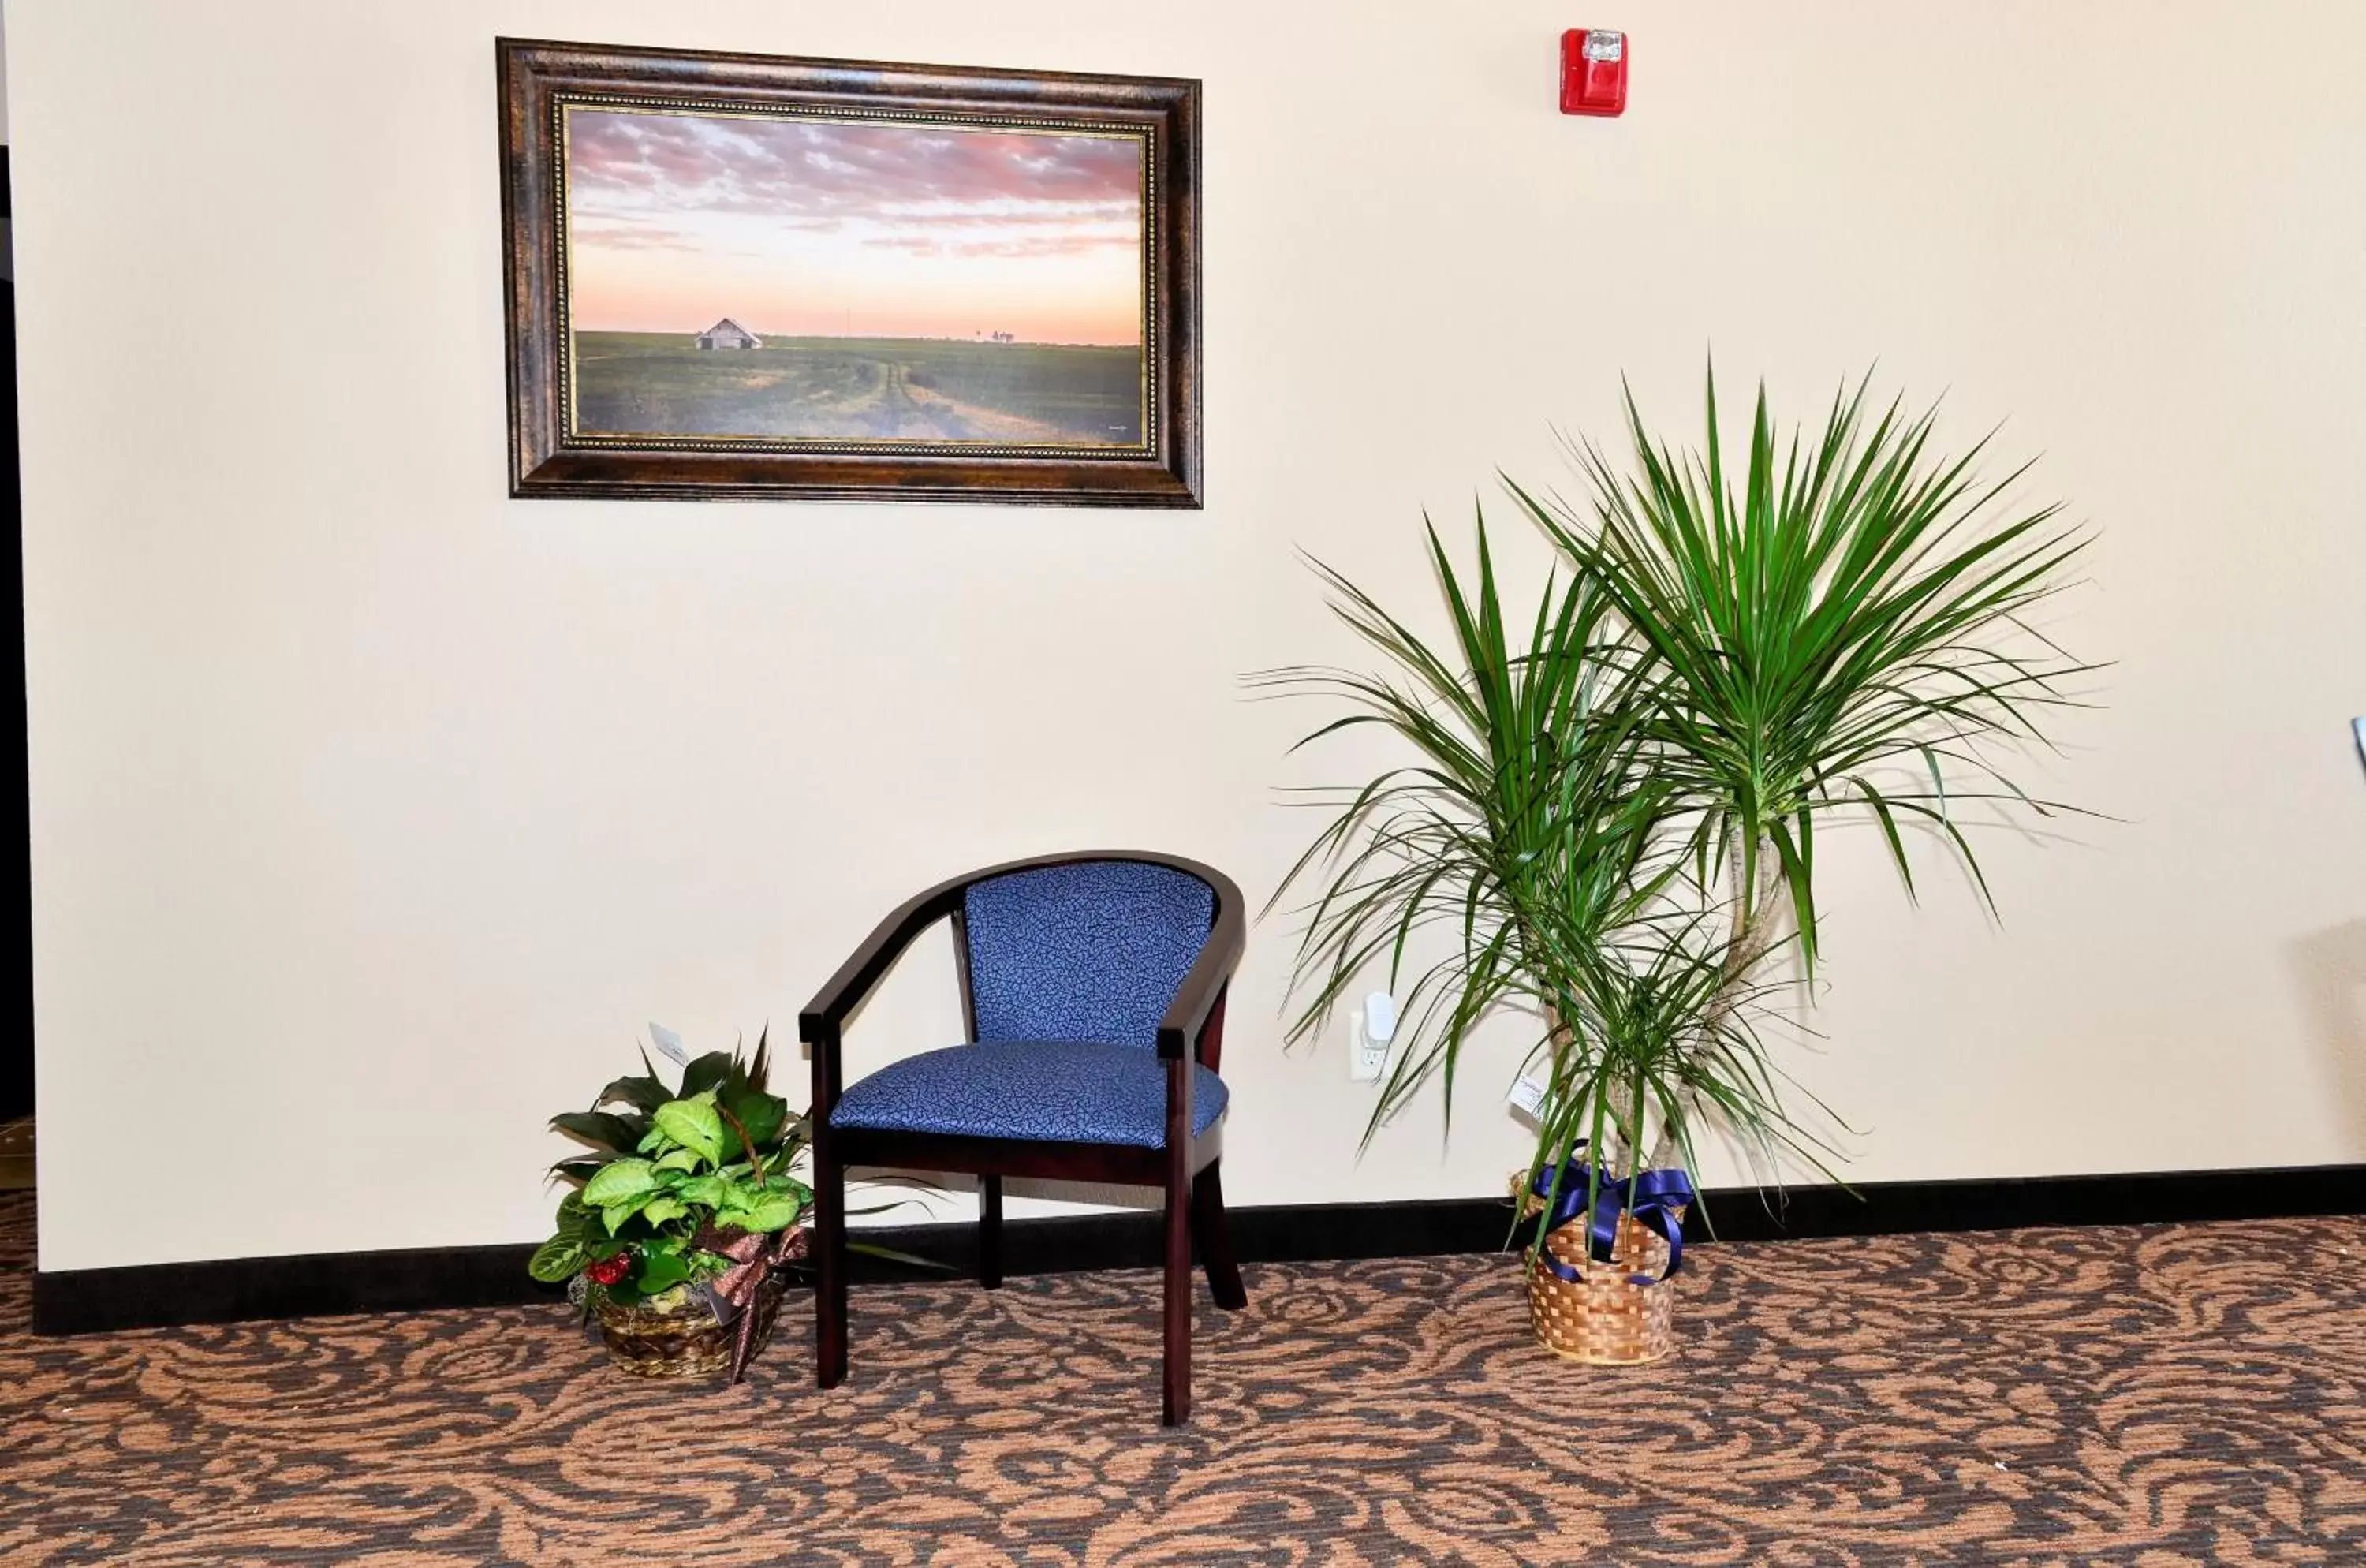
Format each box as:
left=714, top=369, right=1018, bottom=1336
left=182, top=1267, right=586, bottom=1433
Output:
left=16, top=0, right=2366, bottom=1271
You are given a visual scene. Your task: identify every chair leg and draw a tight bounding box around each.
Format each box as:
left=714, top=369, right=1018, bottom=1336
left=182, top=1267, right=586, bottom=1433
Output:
left=1190, top=1159, right=1248, bottom=1311
left=815, top=1147, right=849, bottom=1389
left=979, top=1174, right=1003, bottom=1290
left=1162, top=1165, right=1192, bottom=1426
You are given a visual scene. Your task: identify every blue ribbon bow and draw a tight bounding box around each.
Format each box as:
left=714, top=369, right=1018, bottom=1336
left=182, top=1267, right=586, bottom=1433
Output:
left=1528, top=1145, right=1696, bottom=1286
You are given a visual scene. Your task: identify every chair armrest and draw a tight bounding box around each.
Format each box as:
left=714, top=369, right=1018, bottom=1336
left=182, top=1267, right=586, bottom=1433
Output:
left=1155, top=891, right=1246, bottom=1060
left=798, top=881, right=969, bottom=1045
left=800, top=879, right=968, bottom=1121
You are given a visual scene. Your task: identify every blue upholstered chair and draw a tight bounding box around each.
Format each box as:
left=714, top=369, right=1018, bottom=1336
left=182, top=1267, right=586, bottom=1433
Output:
left=798, top=851, right=1248, bottom=1426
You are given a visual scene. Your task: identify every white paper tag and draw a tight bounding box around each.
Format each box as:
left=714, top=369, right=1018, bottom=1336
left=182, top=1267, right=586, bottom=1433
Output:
left=1507, top=1075, right=1548, bottom=1118
left=648, top=1021, right=689, bottom=1066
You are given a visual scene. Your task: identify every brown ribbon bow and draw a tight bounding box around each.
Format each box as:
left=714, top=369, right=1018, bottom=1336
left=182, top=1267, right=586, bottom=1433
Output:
left=694, top=1223, right=810, bottom=1385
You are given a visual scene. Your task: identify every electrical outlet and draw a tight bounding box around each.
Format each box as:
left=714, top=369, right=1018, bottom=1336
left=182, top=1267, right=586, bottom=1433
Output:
left=1348, top=991, right=1397, bottom=1082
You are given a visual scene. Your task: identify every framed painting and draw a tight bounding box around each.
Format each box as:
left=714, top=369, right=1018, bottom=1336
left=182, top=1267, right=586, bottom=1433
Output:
left=497, top=39, right=1200, bottom=505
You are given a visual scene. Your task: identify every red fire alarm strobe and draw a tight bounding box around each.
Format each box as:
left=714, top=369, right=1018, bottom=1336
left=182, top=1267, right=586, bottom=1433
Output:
left=1561, top=28, right=1627, bottom=117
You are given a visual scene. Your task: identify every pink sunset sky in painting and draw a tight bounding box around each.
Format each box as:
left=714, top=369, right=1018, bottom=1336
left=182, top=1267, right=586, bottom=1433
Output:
left=564, top=108, right=1145, bottom=345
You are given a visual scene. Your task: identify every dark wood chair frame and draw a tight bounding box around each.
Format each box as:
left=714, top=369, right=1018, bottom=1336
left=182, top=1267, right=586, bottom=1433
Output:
left=798, top=849, right=1248, bottom=1426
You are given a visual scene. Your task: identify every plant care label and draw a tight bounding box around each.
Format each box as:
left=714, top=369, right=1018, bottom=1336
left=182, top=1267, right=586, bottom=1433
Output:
left=1506, top=1075, right=1548, bottom=1118
left=648, top=1021, right=689, bottom=1066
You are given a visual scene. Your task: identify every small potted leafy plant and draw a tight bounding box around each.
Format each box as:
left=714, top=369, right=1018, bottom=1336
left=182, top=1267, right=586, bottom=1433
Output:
left=532, top=1030, right=811, bottom=1382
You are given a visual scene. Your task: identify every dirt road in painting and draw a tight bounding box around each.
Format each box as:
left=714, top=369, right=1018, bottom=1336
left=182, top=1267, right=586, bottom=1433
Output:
left=571, top=333, right=1144, bottom=446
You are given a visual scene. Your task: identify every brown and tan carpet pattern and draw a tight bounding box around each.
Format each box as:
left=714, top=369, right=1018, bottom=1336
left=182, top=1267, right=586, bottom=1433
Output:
left=5, top=1193, right=2364, bottom=1565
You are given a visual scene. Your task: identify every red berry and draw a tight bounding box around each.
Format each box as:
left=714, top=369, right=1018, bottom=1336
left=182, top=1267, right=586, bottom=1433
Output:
left=586, top=1254, right=630, bottom=1286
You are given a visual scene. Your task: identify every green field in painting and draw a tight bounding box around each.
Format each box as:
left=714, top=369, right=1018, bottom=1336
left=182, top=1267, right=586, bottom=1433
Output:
left=570, top=333, right=1144, bottom=446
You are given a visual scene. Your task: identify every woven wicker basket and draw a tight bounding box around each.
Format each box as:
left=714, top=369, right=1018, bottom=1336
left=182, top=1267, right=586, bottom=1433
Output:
left=1518, top=1184, right=1684, bottom=1365
left=595, top=1275, right=785, bottom=1379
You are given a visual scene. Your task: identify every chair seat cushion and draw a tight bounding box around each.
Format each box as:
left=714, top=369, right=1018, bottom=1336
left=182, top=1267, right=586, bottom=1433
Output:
left=829, top=1040, right=1229, bottom=1148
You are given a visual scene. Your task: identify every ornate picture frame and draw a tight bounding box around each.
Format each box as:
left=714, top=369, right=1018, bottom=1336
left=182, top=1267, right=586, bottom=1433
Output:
left=497, top=39, right=1201, bottom=506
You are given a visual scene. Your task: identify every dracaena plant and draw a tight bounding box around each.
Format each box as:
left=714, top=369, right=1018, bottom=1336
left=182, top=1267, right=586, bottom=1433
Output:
left=1266, top=365, right=2095, bottom=1238
left=532, top=1032, right=812, bottom=1308
left=1258, top=513, right=1822, bottom=1219
left=1513, top=368, right=2099, bottom=989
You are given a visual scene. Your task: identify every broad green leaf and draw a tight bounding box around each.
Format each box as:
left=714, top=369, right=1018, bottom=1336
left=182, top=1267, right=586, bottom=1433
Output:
left=582, top=1158, right=659, bottom=1208
left=718, top=1085, right=788, bottom=1159
left=550, top=1192, right=590, bottom=1241
left=737, top=1195, right=804, bottom=1233
left=680, top=1051, right=735, bottom=1099
left=653, top=1147, right=702, bottom=1173
left=640, top=1197, right=688, bottom=1226
left=548, top=1111, right=646, bottom=1156
left=652, top=1098, right=725, bottom=1165
left=636, top=1249, right=690, bottom=1294
left=527, top=1237, right=587, bottom=1283
left=596, top=1073, right=670, bottom=1115
left=547, top=1156, right=609, bottom=1188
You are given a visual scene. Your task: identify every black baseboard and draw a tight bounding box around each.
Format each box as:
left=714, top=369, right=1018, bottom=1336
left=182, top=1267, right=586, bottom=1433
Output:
left=30, top=1161, right=2366, bottom=1335
left=28, top=1239, right=559, bottom=1335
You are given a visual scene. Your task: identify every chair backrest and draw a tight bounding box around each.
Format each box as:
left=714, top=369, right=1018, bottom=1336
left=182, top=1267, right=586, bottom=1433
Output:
left=961, top=858, right=1216, bottom=1049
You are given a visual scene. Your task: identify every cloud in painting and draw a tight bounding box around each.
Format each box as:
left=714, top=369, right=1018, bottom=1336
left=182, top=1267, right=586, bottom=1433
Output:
left=861, top=232, right=1140, bottom=259
left=569, top=110, right=1141, bottom=225
left=563, top=107, right=1146, bottom=343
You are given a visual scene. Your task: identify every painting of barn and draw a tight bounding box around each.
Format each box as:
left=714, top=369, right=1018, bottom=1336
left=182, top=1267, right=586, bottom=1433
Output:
left=695, top=318, right=762, bottom=351
left=558, top=102, right=1156, bottom=451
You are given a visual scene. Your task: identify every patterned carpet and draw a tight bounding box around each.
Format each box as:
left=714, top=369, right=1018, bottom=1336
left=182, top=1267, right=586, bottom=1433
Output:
left=5, top=1192, right=2364, bottom=1565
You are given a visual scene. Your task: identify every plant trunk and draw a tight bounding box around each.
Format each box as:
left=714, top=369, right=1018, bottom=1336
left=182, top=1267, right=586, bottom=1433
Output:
left=1712, top=834, right=1789, bottom=1021
left=1645, top=834, right=1785, bottom=1172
